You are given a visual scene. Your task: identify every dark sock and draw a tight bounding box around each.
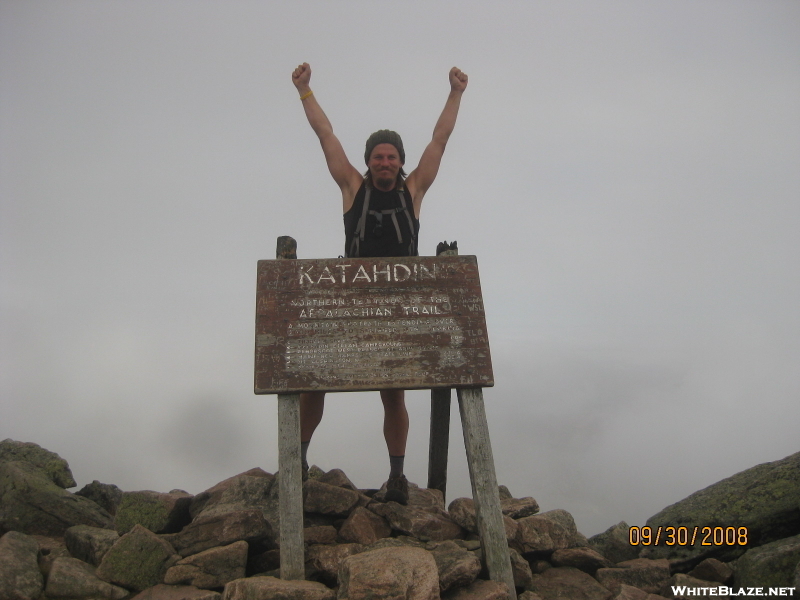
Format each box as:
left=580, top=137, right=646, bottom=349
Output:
left=301, top=441, right=310, bottom=466
left=389, top=454, right=404, bottom=479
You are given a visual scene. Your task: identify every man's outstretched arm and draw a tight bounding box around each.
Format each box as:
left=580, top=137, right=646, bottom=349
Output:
left=406, top=67, right=468, bottom=216
left=292, top=63, right=362, bottom=210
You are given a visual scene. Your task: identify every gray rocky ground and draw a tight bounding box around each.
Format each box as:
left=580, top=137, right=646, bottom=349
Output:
left=1, top=439, right=798, bottom=600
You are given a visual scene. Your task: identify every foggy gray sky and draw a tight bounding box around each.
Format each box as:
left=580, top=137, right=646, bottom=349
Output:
left=2, top=1, right=799, bottom=537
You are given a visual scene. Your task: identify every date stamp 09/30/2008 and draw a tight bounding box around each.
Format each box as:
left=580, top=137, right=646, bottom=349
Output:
left=629, top=525, right=749, bottom=547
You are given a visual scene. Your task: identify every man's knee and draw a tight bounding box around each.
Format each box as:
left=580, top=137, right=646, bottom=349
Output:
left=380, top=389, right=405, bottom=406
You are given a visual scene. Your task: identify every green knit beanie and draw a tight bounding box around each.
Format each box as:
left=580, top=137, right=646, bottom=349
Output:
left=364, top=130, right=405, bottom=165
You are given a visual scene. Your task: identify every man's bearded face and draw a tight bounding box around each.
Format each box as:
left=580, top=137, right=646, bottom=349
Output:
left=368, top=143, right=403, bottom=190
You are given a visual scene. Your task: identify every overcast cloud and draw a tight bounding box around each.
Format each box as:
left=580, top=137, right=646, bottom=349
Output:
left=2, top=0, right=798, bottom=536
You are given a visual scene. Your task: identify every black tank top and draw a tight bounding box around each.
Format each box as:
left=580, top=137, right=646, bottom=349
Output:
left=343, top=181, right=420, bottom=258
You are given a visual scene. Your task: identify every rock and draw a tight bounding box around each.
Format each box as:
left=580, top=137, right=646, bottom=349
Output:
left=518, top=593, right=544, bottom=600
left=162, top=508, right=274, bottom=557
left=317, top=468, right=358, bottom=490
left=44, top=556, right=128, bottom=599
left=687, top=558, right=732, bottom=583
left=338, top=546, right=440, bottom=600
left=132, top=584, right=222, bottom=600
left=588, top=522, right=640, bottom=564
left=527, top=566, right=613, bottom=600
left=613, top=584, right=670, bottom=600
left=75, top=481, right=124, bottom=516
left=366, top=536, right=426, bottom=551
left=338, top=506, right=392, bottom=545
left=408, top=484, right=446, bottom=511
left=430, top=540, right=482, bottom=592
left=304, top=525, right=338, bottom=545
left=528, top=567, right=613, bottom=600
left=115, top=490, right=193, bottom=535
left=65, top=524, right=120, bottom=566
left=222, top=576, right=335, bottom=600
left=662, top=573, right=722, bottom=599
left=189, top=469, right=274, bottom=520
left=446, top=497, right=517, bottom=542
left=32, top=534, right=70, bottom=577
left=449, top=497, right=479, bottom=532
left=303, top=479, right=361, bottom=517
left=164, top=540, right=248, bottom=589
left=508, top=547, right=533, bottom=588
left=595, top=558, right=671, bottom=595
left=551, top=547, right=613, bottom=574
left=0, top=531, right=44, bottom=600
left=0, top=439, right=76, bottom=488
left=501, top=496, right=539, bottom=519
left=246, top=548, right=280, bottom=576
left=369, top=500, right=465, bottom=541
left=643, top=450, right=800, bottom=565
left=733, top=533, right=800, bottom=588
left=441, top=579, right=510, bottom=599
left=96, top=523, right=180, bottom=592
left=0, top=460, right=114, bottom=535
left=529, top=559, right=551, bottom=574
left=305, top=542, right=364, bottom=586
left=515, top=509, right=581, bottom=554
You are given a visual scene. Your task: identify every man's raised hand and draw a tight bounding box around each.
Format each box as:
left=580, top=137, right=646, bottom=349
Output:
left=292, top=62, right=312, bottom=92
left=449, top=67, right=468, bottom=93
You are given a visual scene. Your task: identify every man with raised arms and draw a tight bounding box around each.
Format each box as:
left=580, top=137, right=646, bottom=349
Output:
left=291, top=62, right=468, bottom=504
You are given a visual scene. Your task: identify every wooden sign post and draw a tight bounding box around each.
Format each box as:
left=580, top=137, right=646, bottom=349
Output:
left=256, top=237, right=516, bottom=598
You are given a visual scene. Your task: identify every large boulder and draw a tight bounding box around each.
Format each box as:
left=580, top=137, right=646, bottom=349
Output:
left=303, top=479, right=362, bottom=518
left=189, top=469, right=275, bottom=520
left=447, top=497, right=518, bottom=543
left=515, top=509, right=582, bottom=554
left=338, top=506, right=392, bottom=545
left=369, top=500, right=465, bottom=542
left=527, top=566, right=613, bottom=600
left=96, top=524, right=180, bottom=592
left=429, top=540, right=482, bottom=593
left=643, top=451, right=800, bottom=565
left=65, top=524, right=120, bottom=566
left=75, top=480, right=124, bottom=516
left=338, top=546, right=440, bottom=600
left=164, top=540, right=249, bottom=589
left=0, top=460, right=114, bottom=536
left=588, top=522, right=640, bottom=564
left=115, top=490, right=193, bottom=535
left=441, top=579, right=510, bottom=599
left=44, top=556, right=128, bottom=599
left=501, top=496, right=540, bottom=519
left=550, top=547, right=613, bottom=574
left=0, top=531, right=44, bottom=600
left=733, top=533, right=800, bottom=589
left=222, top=576, right=335, bottom=600
left=594, top=558, right=671, bottom=595
left=162, top=509, right=274, bottom=558
left=132, top=584, right=222, bottom=600
left=305, top=542, right=364, bottom=586
left=0, top=439, right=76, bottom=488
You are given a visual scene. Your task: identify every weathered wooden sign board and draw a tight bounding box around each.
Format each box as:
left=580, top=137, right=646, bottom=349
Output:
left=254, top=255, right=493, bottom=394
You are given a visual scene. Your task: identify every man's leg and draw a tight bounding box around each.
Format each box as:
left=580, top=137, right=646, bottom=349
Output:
left=381, top=389, right=409, bottom=504
left=300, top=391, right=325, bottom=478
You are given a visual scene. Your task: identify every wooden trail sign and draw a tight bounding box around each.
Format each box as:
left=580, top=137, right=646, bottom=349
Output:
left=256, top=239, right=516, bottom=598
left=254, top=255, right=494, bottom=394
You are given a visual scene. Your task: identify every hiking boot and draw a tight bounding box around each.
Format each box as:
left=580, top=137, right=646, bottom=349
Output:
left=384, top=474, right=409, bottom=505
